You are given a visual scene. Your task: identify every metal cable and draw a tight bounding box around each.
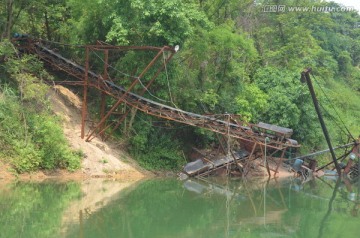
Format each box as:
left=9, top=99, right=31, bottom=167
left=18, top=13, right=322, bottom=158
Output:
left=38, top=38, right=84, bottom=48
left=89, top=48, right=173, bottom=104
left=312, top=74, right=355, bottom=141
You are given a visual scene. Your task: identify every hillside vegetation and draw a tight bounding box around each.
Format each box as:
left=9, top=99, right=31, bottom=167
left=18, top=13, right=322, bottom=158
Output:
left=0, top=43, right=81, bottom=172
left=1, top=0, right=360, bottom=171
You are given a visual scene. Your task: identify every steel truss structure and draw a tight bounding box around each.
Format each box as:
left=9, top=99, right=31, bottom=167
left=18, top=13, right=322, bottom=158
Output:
left=14, top=37, right=304, bottom=176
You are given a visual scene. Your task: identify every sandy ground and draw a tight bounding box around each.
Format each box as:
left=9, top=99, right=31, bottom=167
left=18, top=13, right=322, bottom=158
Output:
left=0, top=85, right=152, bottom=183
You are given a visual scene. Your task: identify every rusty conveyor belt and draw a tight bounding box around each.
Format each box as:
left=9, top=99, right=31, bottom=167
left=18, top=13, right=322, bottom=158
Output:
left=24, top=41, right=299, bottom=151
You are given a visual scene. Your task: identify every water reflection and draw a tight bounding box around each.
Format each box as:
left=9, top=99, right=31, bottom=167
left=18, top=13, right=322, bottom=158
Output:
left=65, top=177, right=360, bottom=238
left=60, top=179, right=141, bottom=237
left=0, top=181, right=82, bottom=238
left=0, top=177, right=359, bottom=238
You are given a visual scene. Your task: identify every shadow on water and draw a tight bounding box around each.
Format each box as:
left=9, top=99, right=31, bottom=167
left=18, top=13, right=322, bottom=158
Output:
left=0, top=176, right=359, bottom=238
left=317, top=178, right=341, bottom=238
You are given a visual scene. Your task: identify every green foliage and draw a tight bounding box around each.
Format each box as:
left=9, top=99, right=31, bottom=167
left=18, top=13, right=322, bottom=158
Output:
left=0, top=85, right=81, bottom=172
left=66, top=0, right=211, bottom=45
left=3, top=0, right=360, bottom=169
left=254, top=67, right=305, bottom=127
left=29, top=114, right=81, bottom=170
left=235, top=84, right=268, bottom=122
left=129, top=117, right=184, bottom=171
left=174, top=22, right=258, bottom=114
left=0, top=41, right=81, bottom=173
left=0, top=182, right=81, bottom=238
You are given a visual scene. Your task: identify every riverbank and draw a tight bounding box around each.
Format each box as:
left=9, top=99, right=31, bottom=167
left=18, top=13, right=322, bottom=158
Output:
left=0, top=85, right=152, bottom=183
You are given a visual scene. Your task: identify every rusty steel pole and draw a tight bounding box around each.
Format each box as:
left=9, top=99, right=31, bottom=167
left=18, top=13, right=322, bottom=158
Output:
left=81, top=46, right=90, bottom=139
left=301, top=68, right=342, bottom=176
left=99, top=49, right=109, bottom=139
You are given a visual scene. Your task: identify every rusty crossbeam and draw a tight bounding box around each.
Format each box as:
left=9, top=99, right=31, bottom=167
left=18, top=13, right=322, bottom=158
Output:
left=87, top=45, right=175, bottom=52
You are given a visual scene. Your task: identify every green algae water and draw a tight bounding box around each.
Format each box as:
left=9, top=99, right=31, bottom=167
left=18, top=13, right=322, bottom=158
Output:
left=0, top=177, right=359, bottom=238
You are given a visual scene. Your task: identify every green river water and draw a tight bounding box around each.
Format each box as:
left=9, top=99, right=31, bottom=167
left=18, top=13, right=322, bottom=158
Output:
left=0, top=177, right=359, bottom=238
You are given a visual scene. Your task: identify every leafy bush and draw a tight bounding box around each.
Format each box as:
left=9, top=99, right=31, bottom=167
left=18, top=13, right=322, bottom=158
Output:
left=0, top=41, right=81, bottom=173
left=0, top=85, right=81, bottom=172
left=129, top=118, right=184, bottom=171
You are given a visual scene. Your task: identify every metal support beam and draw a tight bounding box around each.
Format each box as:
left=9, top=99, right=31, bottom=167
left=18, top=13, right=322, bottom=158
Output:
left=81, top=46, right=89, bottom=139
left=85, top=47, right=166, bottom=142
left=104, top=50, right=176, bottom=140
left=301, top=68, right=342, bottom=176
left=99, top=49, right=109, bottom=139
left=293, top=142, right=355, bottom=161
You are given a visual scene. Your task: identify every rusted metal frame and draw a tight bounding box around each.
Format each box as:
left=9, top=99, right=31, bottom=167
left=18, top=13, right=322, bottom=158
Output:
left=151, top=112, right=292, bottom=151
left=40, top=57, right=86, bottom=83
left=104, top=51, right=176, bottom=140
left=87, top=52, right=171, bottom=139
left=238, top=135, right=286, bottom=151
left=88, top=45, right=175, bottom=52
left=275, top=149, right=287, bottom=174
left=99, top=49, right=109, bottom=139
left=321, top=150, right=352, bottom=173
left=215, top=133, right=228, bottom=156
left=86, top=79, right=142, bottom=141
left=231, top=126, right=274, bottom=147
left=85, top=47, right=166, bottom=142
left=230, top=114, right=249, bottom=127
left=127, top=98, right=293, bottom=151
left=107, top=89, right=293, bottom=151
left=51, top=81, right=84, bottom=86
left=225, top=114, right=243, bottom=172
left=195, top=162, right=231, bottom=177
left=302, top=69, right=341, bottom=176
left=214, top=133, right=243, bottom=171
left=85, top=76, right=140, bottom=142
left=81, top=46, right=90, bottom=139
left=135, top=112, right=293, bottom=152
left=84, top=84, right=121, bottom=130
left=35, top=52, right=84, bottom=81
left=243, top=142, right=259, bottom=177
left=95, top=85, right=298, bottom=152
left=344, top=141, right=360, bottom=174
left=201, top=157, right=216, bottom=166
left=259, top=142, right=271, bottom=177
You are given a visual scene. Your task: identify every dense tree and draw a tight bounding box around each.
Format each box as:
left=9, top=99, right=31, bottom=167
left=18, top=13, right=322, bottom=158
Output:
left=1, top=0, right=360, bottom=170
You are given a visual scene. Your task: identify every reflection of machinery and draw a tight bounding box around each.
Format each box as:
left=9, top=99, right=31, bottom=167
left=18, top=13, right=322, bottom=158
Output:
left=339, top=177, right=360, bottom=217
left=183, top=178, right=289, bottom=228
left=344, top=138, right=360, bottom=181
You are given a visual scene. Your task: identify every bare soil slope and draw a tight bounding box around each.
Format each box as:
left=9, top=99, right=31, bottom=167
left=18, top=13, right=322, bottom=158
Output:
left=0, top=86, right=149, bottom=182
left=49, top=85, right=147, bottom=180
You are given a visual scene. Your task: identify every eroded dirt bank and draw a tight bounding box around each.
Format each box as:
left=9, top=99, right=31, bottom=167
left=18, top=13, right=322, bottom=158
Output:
left=0, top=85, right=152, bottom=183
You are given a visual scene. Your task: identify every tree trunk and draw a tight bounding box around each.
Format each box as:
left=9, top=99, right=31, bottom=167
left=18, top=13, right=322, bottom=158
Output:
left=44, top=10, right=51, bottom=41
left=2, top=0, right=14, bottom=39
left=126, top=108, right=138, bottom=137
